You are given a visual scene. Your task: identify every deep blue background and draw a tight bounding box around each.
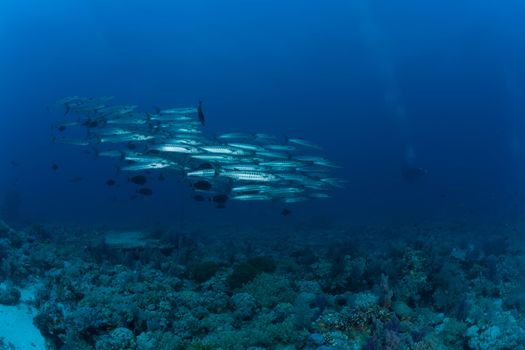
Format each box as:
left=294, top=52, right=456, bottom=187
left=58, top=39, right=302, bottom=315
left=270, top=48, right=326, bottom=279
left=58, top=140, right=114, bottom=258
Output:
left=1, top=0, right=524, bottom=228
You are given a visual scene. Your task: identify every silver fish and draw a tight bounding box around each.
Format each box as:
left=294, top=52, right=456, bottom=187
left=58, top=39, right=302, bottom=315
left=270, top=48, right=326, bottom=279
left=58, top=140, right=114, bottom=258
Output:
left=218, top=133, right=252, bottom=140
left=232, top=184, right=272, bottom=193
left=51, top=137, right=90, bottom=146
left=288, top=138, right=322, bottom=150
left=200, top=146, right=249, bottom=155
left=222, top=164, right=268, bottom=172
left=259, top=160, right=301, bottom=168
left=150, top=144, right=201, bottom=154
left=228, top=143, right=266, bottom=152
left=255, top=151, right=289, bottom=159
left=120, top=161, right=174, bottom=171
left=187, top=169, right=217, bottom=177
left=232, top=194, right=272, bottom=201
left=191, top=155, right=237, bottom=163
left=220, top=171, right=278, bottom=182
left=265, top=145, right=296, bottom=152
left=158, top=107, right=197, bottom=115
left=99, top=134, right=154, bottom=143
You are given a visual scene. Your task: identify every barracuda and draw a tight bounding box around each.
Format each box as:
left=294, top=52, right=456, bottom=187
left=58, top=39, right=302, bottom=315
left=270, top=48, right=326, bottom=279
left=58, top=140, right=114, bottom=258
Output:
left=187, top=169, right=217, bottom=177
left=120, top=161, right=174, bottom=171
left=99, top=134, right=154, bottom=143
left=93, top=128, right=132, bottom=136
left=308, top=192, right=331, bottom=198
left=173, top=128, right=201, bottom=134
left=200, top=146, right=250, bottom=155
left=124, top=154, right=167, bottom=163
left=228, top=143, right=265, bottom=152
left=232, top=194, right=272, bottom=201
left=106, top=117, right=149, bottom=125
left=170, top=139, right=201, bottom=146
left=255, top=151, right=288, bottom=159
left=218, top=133, right=252, bottom=140
left=296, top=165, right=331, bottom=173
left=265, top=145, right=296, bottom=151
left=254, top=133, right=276, bottom=141
left=97, top=105, right=137, bottom=116
left=294, top=156, right=327, bottom=162
left=191, top=155, right=236, bottom=163
left=222, top=164, right=268, bottom=172
left=52, top=137, right=91, bottom=146
left=149, top=114, right=193, bottom=122
left=150, top=144, right=201, bottom=154
left=232, top=185, right=272, bottom=193
left=55, top=120, right=81, bottom=128
left=51, top=96, right=343, bottom=205
left=220, top=171, right=278, bottom=182
left=96, top=150, right=123, bottom=158
left=321, top=177, right=347, bottom=188
left=281, top=196, right=309, bottom=203
left=259, top=160, right=302, bottom=168
left=262, top=187, right=304, bottom=196
left=288, top=138, right=322, bottom=150
left=158, top=107, right=197, bottom=115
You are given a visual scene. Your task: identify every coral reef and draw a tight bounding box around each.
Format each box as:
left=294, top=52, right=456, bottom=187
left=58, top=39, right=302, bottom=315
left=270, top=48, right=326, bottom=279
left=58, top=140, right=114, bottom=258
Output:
left=1, top=219, right=525, bottom=349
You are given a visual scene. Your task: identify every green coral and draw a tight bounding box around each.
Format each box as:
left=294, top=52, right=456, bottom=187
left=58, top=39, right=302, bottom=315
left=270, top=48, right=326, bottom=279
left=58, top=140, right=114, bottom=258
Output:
left=189, top=261, right=221, bottom=283
left=228, top=256, right=276, bottom=289
left=242, top=273, right=296, bottom=308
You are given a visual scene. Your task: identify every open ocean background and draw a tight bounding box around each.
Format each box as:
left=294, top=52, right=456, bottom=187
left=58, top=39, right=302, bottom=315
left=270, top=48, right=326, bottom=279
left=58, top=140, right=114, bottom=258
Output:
left=1, top=0, right=524, bottom=228
left=2, top=2, right=525, bottom=350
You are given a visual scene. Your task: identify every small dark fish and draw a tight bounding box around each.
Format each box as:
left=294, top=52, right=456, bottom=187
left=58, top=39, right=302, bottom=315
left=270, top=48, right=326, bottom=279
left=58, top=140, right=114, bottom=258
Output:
left=193, top=195, right=205, bottom=202
left=82, top=119, right=99, bottom=128
left=69, top=176, right=83, bottom=183
left=130, top=194, right=138, bottom=200
left=57, top=125, right=66, bottom=132
left=127, top=142, right=136, bottom=150
left=193, top=180, right=212, bottom=191
left=216, top=203, right=226, bottom=209
left=10, top=161, right=19, bottom=167
left=197, top=100, right=205, bottom=126
left=197, top=162, right=213, bottom=170
left=158, top=173, right=166, bottom=181
left=281, top=208, right=292, bottom=216
left=138, top=187, right=153, bottom=196
left=110, top=196, right=117, bottom=201
left=106, top=179, right=116, bottom=186
left=51, top=163, right=59, bottom=171
left=401, top=164, right=427, bottom=183
left=129, top=175, right=147, bottom=185
left=213, top=194, right=228, bottom=204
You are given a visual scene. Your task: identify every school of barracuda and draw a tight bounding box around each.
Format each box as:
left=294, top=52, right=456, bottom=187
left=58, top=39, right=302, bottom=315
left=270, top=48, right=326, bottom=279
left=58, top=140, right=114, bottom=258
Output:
left=50, top=96, right=345, bottom=206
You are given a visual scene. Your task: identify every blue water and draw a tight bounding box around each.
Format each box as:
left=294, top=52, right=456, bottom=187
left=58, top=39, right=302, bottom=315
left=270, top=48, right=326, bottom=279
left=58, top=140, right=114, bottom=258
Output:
left=1, top=0, right=524, bottom=228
